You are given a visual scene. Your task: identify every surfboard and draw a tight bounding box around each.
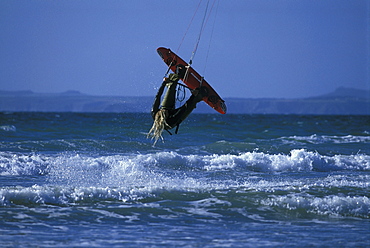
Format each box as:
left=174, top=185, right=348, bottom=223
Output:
left=157, top=47, right=227, bottom=114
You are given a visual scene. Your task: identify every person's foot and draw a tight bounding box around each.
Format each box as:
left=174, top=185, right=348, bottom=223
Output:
left=192, top=86, right=208, bottom=102
left=198, top=86, right=208, bottom=97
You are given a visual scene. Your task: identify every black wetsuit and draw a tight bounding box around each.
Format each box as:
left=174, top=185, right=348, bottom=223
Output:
left=151, top=73, right=204, bottom=131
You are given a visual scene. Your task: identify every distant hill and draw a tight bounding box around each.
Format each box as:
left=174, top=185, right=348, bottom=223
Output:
left=309, top=87, right=369, bottom=99
left=0, top=90, right=153, bottom=113
left=220, top=87, right=369, bottom=115
left=0, top=90, right=86, bottom=97
left=0, top=88, right=369, bottom=115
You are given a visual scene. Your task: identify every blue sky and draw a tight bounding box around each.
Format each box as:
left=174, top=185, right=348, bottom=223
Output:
left=0, top=0, right=368, bottom=98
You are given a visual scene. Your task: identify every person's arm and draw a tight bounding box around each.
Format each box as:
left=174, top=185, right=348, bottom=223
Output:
left=151, top=79, right=167, bottom=118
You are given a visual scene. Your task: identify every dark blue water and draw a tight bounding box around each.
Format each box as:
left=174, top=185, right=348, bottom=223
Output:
left=1, top=112, right=369, bottom=247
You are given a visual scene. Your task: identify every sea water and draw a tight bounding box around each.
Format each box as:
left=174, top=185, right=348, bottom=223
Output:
left=0, top=112, right=369, bottom=247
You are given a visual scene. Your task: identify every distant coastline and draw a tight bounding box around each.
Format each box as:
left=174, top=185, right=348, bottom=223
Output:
left=1, top=87, right=369, bottom=115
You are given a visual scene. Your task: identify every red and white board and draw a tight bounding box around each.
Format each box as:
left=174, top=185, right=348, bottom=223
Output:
left=157, top=47, right=226, bottom=114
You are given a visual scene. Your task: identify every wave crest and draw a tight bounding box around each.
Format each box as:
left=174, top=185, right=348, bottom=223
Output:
left=1, top=149, right=368, bottom=177
left=203, top=149, right=369, bottom=172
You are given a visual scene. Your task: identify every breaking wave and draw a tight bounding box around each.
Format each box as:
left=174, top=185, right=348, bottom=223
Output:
left=1, top=150, right=369, bottom=219
left=0, top=149, right=368, bottom=177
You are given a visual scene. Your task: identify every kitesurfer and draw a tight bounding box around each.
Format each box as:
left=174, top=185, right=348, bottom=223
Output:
left=148, top=64, right=207, bottom=144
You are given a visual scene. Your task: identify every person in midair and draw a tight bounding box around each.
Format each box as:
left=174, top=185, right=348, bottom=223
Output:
left=148, top=64, right=207, bottom=144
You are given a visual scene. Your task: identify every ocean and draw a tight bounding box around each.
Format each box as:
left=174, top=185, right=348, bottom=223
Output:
left=0, top=112, right=369, bottom=247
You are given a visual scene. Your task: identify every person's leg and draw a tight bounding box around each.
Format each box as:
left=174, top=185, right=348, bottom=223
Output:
left=166, top=87, right=206, bottom=128
left=151, top=83, right=166, bottom=118
left=160, top=81, right=177, bottom=110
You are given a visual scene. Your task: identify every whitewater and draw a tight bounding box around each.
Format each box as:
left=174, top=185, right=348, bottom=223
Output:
left=0, top=112, right=369, bottom=247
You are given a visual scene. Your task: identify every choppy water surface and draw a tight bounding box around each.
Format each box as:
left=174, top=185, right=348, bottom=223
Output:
left=0, top=112, right=369, bottom=247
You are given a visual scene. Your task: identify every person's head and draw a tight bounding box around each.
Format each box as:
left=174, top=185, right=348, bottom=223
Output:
left=176, top=64, right=186, bottom=79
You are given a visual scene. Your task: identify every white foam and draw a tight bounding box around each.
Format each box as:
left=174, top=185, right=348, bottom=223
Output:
left=0, top=152, right=49, bottom=176
left=0, top=125, right=16, bottom=132
left=262, top=194, right=370, bottom=218
left=1, top=149, right=369, bottom=177
left=0, top=184, right=150, bottom=206
left=1, top=151, right=369, bottom=220
left=282, top=134, right=370, bottom=144
left=203, top=149, right=370, bottom=172
left=1, top=173, right=368, bottom=219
